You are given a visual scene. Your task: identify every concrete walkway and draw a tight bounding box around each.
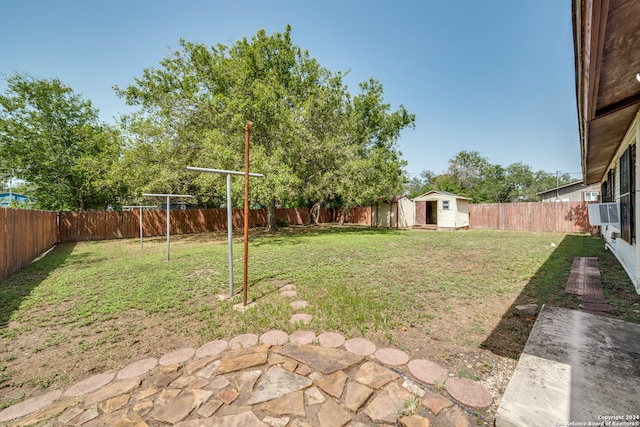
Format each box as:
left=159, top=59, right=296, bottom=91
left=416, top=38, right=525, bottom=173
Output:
left=0, top=330, right=495, bottom=426
left=496, top=305, right=640, bottom=427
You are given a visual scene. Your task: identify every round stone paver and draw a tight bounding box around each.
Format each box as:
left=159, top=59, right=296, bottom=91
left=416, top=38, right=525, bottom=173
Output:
left=280, top=290, right=297, bottom=298
left=290, top=300, right=308, bottom=310
left=229, top=333, right=259, bottom=349
left=344, top=338, right=377, bottom=356
left=159, top=347, right=196, bottom=366
left=317, top=332, right=345, bottom=348
left=280, top=284, right=296, bottom=291
left=117, top=358, right=158, bottom=380
left=64, top=372, right=116, bottom=397
left=0, top=390, right=62, bottom=423
left=290, top=313, right=312, bottom=325
left=195, top=340, right=228, bottom=358
left=374, top=348, right=409, bottom=366
left=445, top=377, right=493, bottom=409
left=408, top=359, right=447, bottom=385
left=260, top=330, right=289, bottom=345
left=289, top=330, right=316, bottom=344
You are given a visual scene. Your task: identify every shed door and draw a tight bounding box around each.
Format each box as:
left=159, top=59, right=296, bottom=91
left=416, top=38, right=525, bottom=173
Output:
left=415, top=201, right=427, bottom=226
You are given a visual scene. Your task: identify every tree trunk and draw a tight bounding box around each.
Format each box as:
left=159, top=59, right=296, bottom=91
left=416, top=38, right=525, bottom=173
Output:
left=339, top=207, right=350, bottom=226
left=310, top=201, right=322, bottom=225
left=266, top=197, right=278, bottom=232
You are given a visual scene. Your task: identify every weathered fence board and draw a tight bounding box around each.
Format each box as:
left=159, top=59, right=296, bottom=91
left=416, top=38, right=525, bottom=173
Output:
left=468, top=202, right=595, bottom=233
left=1, top=208, right=58, bottom=281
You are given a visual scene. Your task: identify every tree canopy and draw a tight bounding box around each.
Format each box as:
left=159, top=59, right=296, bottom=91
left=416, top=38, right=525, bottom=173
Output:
left=115, top=26, right=415, bottom=228
left=406, top=150, right=574, bottom=202
left=0, top=73, right=121, bottom=210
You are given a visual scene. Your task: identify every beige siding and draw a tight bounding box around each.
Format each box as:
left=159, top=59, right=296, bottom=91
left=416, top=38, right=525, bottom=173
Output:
left=372, top=198, right=414, bottom=228
left=456, top=199, right=469, bottom=227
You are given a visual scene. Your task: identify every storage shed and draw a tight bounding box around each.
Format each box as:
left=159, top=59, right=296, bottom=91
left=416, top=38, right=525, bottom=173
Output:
left=372, top=195, right=415, bottom=228
left=412, top=190, right=469, bottom=230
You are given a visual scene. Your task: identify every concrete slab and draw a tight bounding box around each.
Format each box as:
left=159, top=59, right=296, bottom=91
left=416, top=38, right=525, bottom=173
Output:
left=496, top=305, right=640, bottom=427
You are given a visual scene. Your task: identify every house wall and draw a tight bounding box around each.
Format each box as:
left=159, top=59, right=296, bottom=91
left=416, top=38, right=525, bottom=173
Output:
left=540, top=183, right=600, bottom=202
left=600, top=112, right=640, bottom=293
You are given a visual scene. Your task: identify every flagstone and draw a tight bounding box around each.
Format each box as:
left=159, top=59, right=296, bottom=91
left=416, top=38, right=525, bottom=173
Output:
left=304, top=386, right=326, bottom=405
left=185, top=356, right=216, bottom=375
left=317, top=398, right=352, bottom=427
left=363, top=382, right=413, bottom=424
left=353, top=361, right=399, bottom=389
left=263, top=415, right=291, bottom=427
left=229, top=369, right=262, bottom=393
left=259, top=390, right=306, bottom=417
left=197, top=397, right=223, bottom=417
left=151, top=390, right=199, bottom=424
left=276, top=343, right=363, bottom=374
left=85, top=378, right=141, bottom=406
left=196, top=359, right=220, bottom=379
left=132, top=400, right=154, bottom=417
left=217, top=388, right=239, bottom=404
left=318, top=370, right=348, bottom=398
left=344, top=381, right=373, bottom=412
left=99, top=393, right=130, bottom=413
left=247, top=366, right=312, bottom=405
left=217, top=344, right=270, bottom=374
left=421, top=392, right=452, bottom=416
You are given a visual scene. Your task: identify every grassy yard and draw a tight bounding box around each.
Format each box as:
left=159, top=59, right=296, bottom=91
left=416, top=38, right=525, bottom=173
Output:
left=1, top=226, right=639, bottom=410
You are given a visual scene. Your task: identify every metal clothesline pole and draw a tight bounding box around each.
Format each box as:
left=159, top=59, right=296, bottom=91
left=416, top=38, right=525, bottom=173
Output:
left=142, top=193, right=193, bottom=261
left=122, top=205, right=157, bottom=249
left=185, top=165, right=264, bottom=299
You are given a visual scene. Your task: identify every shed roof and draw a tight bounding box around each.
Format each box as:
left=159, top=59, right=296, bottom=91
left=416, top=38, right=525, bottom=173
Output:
left=412, top=190, right=469, bottom=201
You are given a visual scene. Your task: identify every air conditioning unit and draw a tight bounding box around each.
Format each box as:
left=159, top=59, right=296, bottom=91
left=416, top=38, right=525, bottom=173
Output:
left=587, top=202, right=620, bottom=226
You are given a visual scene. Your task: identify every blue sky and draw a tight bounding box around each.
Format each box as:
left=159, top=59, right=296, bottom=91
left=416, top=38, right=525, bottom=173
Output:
left=1, top=0, right=582, bottom=179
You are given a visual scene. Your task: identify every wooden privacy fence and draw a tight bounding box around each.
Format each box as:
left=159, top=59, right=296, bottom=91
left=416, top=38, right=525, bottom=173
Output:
left=1, top=209, right=58, bottom=281
left=468, top=201, right=597, bottom=233
left=57, top=206, right=373, bottom=243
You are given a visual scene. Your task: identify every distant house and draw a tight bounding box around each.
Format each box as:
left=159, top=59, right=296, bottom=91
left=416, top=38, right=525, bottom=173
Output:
left=537, top=181, right=600, bottom=202
left=372, top=195, right=415, bottom=228
left=0, top=192, right=31, bottom=207
left=412, top=190, right=469, bottom=230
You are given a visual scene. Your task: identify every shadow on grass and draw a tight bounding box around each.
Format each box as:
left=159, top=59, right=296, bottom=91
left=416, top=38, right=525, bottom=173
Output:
left=0, top=243, right=77, bottom=328
left=480, top=234, right=605, bottom=359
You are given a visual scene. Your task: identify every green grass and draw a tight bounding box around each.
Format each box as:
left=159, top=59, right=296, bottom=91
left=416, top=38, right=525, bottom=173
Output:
left=1, top=226, right=639, bottom=405
left=2, top=228, right=638, bottom=340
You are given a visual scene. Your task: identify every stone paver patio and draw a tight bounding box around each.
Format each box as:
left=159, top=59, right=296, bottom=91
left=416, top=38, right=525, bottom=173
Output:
left=0, top=330, right=494, bottom=426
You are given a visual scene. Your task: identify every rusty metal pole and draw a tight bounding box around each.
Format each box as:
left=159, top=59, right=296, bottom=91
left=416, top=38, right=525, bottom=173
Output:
left=243, top=121, right=253, bottom=306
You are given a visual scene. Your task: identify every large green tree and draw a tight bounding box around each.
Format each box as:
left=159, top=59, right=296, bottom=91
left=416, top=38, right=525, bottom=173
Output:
left=0, top=73, right=122, bottom=210
left=405, top=151, right=575, bottom=203
left=116, top=26, right=414, bottom=230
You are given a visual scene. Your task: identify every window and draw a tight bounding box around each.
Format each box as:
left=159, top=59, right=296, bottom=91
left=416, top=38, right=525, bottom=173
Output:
left=442, top=200, right=450, bottom=210
left=620, top=145, right=635, bottom=243
left=583, top=191, right=599, bottom=202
